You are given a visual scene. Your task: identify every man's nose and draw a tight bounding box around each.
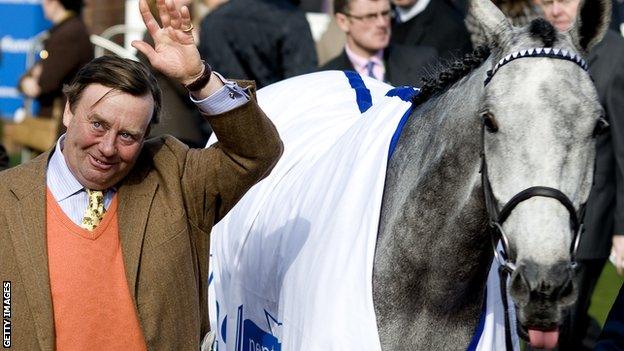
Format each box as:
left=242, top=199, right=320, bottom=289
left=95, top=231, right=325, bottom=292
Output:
left=98, top=132, right=117, bottom=157
left=551, top=2, right=563, bottom=15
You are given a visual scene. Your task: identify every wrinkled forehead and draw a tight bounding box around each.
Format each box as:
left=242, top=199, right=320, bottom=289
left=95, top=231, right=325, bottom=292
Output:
left=348, top=0, right=390, bottom=12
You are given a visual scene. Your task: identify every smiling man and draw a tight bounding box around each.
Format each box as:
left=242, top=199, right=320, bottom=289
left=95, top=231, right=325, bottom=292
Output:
left=0, top=0, right=282, bottom=349
left=320, top=0, right=437, bottom=87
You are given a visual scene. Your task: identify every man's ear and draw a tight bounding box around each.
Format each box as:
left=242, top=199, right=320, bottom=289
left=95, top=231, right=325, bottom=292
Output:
left=335, top=13, right=351, bottom=33
left=62, top=102, right=73, bottom=128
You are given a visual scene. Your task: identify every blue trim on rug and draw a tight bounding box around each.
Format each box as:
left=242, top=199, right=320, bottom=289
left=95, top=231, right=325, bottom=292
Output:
left=466, top=289, right=488, bottom=351
left=387, top=87, right=418, bottom=159
left=344, top=71, right=372, bottom=113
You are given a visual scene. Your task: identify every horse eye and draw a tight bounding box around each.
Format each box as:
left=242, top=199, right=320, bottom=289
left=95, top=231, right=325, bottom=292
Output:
left=482, top=113, right=499, bottom=133
left=592, top=117, right=609, bottom=137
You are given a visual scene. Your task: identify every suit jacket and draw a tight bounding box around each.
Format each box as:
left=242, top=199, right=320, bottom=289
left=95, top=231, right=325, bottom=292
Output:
left=391, top=0, right=472, bottom=61
left=320, top=44, right=439, bottom=87
left=0, top=96, right=283, bottom=350
left=596, top=282, right=624, bottom=350
left=578, top=30, right=624, bottom=260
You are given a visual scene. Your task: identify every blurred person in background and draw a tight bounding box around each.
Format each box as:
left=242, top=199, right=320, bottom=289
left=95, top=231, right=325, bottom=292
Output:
left=18, top=0, right=93, bottom=118
left=321, top=0, right=438, bottom=86
left=465, top=0, right=540, bottom=47
left=0, top=144, right=8, bottom=171
left=390, top=0, right=472, bottom=60
left=140, top=0, right=211, bottom=148
left=198, top=0, right=317, bottom=88
left=534, top=0, right=624, bottom=349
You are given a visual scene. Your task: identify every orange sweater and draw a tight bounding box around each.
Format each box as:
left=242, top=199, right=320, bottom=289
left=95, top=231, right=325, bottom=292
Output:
left=46, top=189, right=147, bottom=350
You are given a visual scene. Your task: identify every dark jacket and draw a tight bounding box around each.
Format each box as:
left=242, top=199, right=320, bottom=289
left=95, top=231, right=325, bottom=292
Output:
left=596, top=283, right=624, bottom=350
left=320, top=44, right=438, bottom=87
left=0, top=144, right=8, bottom=171
left=391, top=0, right=472, bottom=61
left=578, top=30, right=624, bottom=260
left=199, top=0, right=317, bottom=88
left=20, top=15, right=93, bottom=117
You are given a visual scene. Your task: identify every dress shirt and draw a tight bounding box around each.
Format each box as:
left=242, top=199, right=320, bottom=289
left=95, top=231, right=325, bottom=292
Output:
left=345, top=45, right=385, bottom=81
left=46, top=76, right=248, bottom=225
left=395, top=0, right=431, bottom=23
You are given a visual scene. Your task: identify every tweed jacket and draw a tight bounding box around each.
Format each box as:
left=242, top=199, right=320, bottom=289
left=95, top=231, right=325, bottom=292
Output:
left=0, top=96, right=283, bottom=350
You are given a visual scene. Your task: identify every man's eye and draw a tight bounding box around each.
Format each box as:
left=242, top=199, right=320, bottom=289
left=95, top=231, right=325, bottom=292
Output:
left=92, top=121, right=102, bottom=129
left=120, top=132, right=134, bottom=140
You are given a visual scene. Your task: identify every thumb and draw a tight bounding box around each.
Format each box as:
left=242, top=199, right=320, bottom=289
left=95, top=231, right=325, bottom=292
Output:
left=132, top=40, right=157, bottom=62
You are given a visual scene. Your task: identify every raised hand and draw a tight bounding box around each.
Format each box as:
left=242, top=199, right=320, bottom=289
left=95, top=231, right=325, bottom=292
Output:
left=132, top=0, right=203, bottom=86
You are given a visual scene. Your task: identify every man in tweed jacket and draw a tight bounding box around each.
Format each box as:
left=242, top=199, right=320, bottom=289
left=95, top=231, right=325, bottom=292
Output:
left=0, top=0, right=282, bottom=349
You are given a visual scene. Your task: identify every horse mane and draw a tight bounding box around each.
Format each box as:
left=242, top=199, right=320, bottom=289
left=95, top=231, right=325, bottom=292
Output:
left=412, top=46, right=491, bottom=106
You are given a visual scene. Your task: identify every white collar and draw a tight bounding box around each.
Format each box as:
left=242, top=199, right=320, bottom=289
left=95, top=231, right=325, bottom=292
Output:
left=395, top=0, right=431, bottom=23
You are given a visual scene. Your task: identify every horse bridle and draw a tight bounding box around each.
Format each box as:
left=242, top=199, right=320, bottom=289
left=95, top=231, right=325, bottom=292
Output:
left=481, top=47, right=591, bottom=273
left=480, top=47, right=593, bottom=350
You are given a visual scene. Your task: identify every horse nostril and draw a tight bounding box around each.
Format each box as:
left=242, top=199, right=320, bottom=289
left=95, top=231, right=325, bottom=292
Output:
left=510, top=266, right=531, bottom=305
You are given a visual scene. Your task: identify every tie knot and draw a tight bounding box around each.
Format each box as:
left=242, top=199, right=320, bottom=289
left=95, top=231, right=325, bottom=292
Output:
left=366, top=61, right=376, bottom=79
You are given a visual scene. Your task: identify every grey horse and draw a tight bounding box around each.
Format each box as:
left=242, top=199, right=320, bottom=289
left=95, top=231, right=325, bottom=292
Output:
left=373, top=0, right=610, bottom=349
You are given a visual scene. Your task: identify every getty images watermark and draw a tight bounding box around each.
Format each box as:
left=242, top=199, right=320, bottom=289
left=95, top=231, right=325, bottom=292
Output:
left=3, top=281, right=10, bottom=348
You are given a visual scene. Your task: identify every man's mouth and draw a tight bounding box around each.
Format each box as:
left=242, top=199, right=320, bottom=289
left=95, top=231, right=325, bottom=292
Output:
left=89, top=154, right=114, bottom=171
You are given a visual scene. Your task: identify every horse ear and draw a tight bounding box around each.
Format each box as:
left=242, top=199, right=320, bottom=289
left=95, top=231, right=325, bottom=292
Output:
left=468, top=0, right=512, bottom=48
left=569, top=0, right=611, bottom=53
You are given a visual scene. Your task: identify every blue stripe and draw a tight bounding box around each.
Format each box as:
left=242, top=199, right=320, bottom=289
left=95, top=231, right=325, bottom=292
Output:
left=387, top=87, right=418, bottom=159
left=344, top=71, right=372, bottom=113
left=466, top=289, right=488, bottom=351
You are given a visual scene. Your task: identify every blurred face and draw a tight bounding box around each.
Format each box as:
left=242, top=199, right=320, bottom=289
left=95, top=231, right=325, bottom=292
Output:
left=62, top=84, right=153, bottom=190
left=336, top=0, right=391, bottom=57
left=536, top=0, right=580, bottom=31
left=391, top=0, right=418, bottom=8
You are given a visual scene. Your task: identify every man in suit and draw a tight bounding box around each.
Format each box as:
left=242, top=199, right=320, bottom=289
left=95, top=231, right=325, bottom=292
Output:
left=391, top=0, right=472, bottom=60
left=321, top=0, right=438, bottom=87
left=0, top=0, right=282, bottom=349
left=535, top=0, right=624, bottom=349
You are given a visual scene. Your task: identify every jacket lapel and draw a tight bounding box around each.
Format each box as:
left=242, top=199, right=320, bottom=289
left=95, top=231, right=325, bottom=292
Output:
left=7, top=152, right=55, bottom=350
left=116, top=160, right=158, bottom=300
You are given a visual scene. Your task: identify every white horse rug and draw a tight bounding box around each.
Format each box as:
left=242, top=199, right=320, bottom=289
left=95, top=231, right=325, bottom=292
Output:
left=207, top=71, right=519, bottom=351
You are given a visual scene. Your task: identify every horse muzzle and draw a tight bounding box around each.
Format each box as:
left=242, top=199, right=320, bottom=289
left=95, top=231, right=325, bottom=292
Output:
left=509, top=260, right=577, bottom=349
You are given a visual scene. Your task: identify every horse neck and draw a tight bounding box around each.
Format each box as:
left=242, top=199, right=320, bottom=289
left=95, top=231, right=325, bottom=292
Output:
left=376, top=60, right=494, bottom=303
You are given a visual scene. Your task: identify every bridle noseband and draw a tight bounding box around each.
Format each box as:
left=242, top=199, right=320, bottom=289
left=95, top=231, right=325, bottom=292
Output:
left=480, top=47, right=590, bottom=350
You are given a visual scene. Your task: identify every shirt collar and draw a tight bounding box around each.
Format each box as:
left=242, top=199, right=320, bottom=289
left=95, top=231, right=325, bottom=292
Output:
left=344, top=44, right=384, bottom=71
left=47, top=134, right=84, bottom=201
left=395, top=0, right=431, bottom=23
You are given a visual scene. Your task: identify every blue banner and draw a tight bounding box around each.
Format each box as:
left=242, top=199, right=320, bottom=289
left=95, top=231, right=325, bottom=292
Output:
left=0, top=0, right=51, bottom=119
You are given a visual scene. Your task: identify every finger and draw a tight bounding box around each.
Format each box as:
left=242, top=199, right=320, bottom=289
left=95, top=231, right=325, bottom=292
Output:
left=180, top=5, right=192, bottom=32
left=156, top=0, right=171, bottom=28
left=132, top=40, right=157, bottom=63
left=166, top=0, right=182, bottom=30
left=139, top=0, right=161, bottom=35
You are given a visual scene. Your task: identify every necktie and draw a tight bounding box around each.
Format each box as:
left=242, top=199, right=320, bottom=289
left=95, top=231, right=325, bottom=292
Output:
left=366, top=61, right=376, bottom=80
left=81, top=189, right=106, bottom=231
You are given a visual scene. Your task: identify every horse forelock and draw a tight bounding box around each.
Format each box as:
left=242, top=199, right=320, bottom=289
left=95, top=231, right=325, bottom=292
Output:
left=528, top=18, right=558, bottom=47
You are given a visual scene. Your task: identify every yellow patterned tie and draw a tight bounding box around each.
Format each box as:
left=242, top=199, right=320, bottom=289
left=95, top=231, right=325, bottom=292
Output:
left=81, top=189, right=106, bottom=231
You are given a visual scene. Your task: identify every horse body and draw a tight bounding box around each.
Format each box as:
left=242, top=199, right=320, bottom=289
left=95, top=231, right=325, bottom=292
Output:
left=373, top=0, right=608, bottom=346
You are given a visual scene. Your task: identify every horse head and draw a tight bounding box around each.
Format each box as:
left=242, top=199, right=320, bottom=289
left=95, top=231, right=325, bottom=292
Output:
left=471, top=0, right=610, bottom=347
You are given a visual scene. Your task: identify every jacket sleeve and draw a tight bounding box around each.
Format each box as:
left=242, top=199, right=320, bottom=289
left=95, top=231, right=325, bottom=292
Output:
left=180, top=89, right=283, bottom=228
left=0, top=144, right=8, bottom=171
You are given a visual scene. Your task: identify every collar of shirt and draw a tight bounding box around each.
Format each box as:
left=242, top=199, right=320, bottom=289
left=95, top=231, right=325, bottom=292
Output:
left=47, top=135, right=86, bottom=202
left=395, top=0, right=431, bottom=23
left=344, top=45, right=385, bottom=80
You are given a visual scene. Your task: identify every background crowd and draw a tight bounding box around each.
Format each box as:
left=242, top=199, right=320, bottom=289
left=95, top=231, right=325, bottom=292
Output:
left=1, top=0, right=624, bottom=349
